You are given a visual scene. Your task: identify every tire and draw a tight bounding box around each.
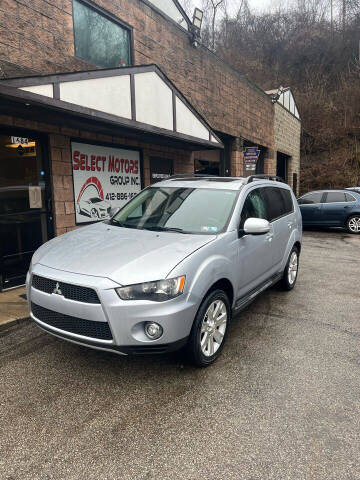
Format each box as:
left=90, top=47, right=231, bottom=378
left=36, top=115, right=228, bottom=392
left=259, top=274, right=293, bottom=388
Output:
left=346, top=215, right=360, bottom=234
left=280, top=246, right=299, bottom=291
left=186, top=289, right=230, bottom=367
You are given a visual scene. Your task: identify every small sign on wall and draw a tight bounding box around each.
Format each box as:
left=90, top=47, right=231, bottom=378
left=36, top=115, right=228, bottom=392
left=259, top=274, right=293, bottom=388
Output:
left=243, top=147, right=260, bottom=171
left=29, top=186, right=42, bottom=209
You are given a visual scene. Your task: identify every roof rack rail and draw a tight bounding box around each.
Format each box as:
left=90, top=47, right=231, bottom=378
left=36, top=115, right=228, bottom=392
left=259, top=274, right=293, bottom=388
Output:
left=246, top=174, right=284, bottom=184
left=167, top=174, right=213, bottom=179
left=167, top=174, right=236, bottom=180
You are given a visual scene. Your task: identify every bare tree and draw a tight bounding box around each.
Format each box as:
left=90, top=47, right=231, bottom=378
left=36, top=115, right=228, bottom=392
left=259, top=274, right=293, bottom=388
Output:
left=203, top=0, right=226, bottom=50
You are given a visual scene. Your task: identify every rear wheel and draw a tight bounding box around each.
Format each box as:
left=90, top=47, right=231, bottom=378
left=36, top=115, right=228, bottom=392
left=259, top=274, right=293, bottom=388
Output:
left=280, top=247, right=299, bottom=291
left=346, top=215, right=360, bottom=234
left=186, top=289, right=230, bottom=367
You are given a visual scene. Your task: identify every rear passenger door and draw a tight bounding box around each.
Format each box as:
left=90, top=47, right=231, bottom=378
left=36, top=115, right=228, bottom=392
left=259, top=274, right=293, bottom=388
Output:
left=261, top=186, right=295, bottom=269
left=322, top=191, right=351, bottom=226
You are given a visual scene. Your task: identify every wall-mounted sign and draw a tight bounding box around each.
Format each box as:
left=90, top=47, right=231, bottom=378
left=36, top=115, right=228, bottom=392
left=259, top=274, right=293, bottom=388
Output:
left=71, top=141, right=141, bottom=224
left=11, top=136, right=29, bottom=145
left=29, top=186, right=42, bottom=209
left=243, top=147, right=260, bottom=171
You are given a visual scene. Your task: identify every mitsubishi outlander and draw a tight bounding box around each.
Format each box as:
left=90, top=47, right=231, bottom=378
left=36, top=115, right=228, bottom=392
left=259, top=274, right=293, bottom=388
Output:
left=27, top=175, right=302, bottom=366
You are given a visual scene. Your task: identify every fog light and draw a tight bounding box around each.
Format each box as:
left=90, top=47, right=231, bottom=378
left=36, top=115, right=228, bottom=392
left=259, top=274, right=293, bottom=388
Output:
left=144, top=322, right=163, bottom=340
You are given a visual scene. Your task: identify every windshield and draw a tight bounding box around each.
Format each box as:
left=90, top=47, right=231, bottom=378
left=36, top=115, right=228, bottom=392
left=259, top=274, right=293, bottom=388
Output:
left=90, top=197, right=103, bottom=203
left=111, top=187, right=237, bottom=234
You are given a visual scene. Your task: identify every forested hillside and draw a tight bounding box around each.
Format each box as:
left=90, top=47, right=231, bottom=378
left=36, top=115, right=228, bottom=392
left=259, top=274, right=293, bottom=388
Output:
left=185, top=1, right=360, bottom=192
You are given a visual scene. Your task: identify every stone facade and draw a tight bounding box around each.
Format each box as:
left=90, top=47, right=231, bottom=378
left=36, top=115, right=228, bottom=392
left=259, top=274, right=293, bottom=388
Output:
left=273, top=103, right=301, bottom=194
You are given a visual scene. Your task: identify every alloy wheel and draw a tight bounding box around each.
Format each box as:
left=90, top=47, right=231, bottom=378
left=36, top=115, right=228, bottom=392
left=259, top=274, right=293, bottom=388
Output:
left=288, top=251, right=298, bottom=285
left=348, top=216, right=360, bottom=233
left=200, top=300, right=227, bottom=357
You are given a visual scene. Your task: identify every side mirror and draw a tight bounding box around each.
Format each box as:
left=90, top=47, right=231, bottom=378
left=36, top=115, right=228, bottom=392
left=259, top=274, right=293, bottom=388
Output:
left=242, top=218, right=270, bottom=235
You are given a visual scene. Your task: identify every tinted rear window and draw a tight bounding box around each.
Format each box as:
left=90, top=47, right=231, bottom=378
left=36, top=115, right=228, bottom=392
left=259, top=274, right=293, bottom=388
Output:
left=324, top=192, right=346, bottom=203
left=261, top=187, right=286, bottom=221
left=280, top=189, right=294, bottom=214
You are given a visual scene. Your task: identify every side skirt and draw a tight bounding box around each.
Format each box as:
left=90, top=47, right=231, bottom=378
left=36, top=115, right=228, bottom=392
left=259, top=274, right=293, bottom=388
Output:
left=232, top=273, right=283, bottom=315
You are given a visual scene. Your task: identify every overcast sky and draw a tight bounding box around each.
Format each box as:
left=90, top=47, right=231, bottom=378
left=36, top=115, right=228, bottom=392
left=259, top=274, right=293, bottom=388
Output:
left=188, top=0, right=282, bottom=15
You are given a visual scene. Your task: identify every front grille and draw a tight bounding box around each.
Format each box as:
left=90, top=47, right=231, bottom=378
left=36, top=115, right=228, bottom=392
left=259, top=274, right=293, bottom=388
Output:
left=32, top=275, right=100, bottom=304
left=31, top=302, right=112, bottom=340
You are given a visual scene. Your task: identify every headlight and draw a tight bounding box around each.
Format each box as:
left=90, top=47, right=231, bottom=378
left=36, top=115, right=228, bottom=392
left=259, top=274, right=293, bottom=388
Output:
left=116, top=276, right=185, bottom=302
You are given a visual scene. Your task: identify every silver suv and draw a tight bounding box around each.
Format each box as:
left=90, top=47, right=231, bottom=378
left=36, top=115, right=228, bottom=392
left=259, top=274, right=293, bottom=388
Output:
left=27, top=175, right=302, bottom=366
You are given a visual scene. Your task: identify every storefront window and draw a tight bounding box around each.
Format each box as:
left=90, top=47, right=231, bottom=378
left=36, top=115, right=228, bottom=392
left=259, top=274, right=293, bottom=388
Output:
left=194, top=150, right=221, bottom=176
left=0, top=134, right=50, bottom=289
left=73, top=0, right=131, bottom=68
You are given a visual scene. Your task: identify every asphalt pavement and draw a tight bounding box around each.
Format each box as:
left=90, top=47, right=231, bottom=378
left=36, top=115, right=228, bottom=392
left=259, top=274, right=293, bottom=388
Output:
left=0, top=230, right=359, bottom=480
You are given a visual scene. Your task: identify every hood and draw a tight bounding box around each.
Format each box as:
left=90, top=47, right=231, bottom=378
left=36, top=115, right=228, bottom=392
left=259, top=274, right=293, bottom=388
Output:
left=33, top=222, right=215, bottom=285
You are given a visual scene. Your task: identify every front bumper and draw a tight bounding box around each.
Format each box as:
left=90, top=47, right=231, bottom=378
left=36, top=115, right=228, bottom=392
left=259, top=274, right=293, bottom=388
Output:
left=26, top=264, right=196, bottom=354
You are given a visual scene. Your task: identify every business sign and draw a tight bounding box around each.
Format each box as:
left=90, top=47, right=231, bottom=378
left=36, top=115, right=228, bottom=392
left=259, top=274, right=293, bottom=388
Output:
left=71, top=141, right=141, bottom=224
left=243, top=147, right=260, bottom=171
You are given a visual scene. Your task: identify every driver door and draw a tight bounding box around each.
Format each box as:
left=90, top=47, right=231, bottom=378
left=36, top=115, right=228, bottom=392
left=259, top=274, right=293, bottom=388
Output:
left=236, top=187, right=275, bottom=299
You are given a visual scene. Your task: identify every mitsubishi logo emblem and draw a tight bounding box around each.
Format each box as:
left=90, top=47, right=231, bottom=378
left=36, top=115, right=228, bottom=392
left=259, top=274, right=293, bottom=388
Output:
left=53, top=282, right=63, bottom=295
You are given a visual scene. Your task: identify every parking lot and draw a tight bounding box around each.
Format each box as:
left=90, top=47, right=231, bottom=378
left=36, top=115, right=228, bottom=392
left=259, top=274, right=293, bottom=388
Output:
left=0, top=230, right=359, bottom=480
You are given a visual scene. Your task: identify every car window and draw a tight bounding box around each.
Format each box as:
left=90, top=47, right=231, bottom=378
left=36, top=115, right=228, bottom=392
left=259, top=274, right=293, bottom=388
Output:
left=261, top=187, right=286, bottom=221
left=297, top=192, right=323, bottom=205
left=324, top=192, right=346, bottom=203
left=345, top=193, right=356, bottom=202
left=279, top=188, right=294, bottom=214
left=240, top=188, right=267, bottom=228
left=112, top=187, right=238, bottom=234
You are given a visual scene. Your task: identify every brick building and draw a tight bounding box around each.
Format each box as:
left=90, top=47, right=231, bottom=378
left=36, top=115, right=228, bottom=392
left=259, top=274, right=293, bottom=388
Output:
left=0, top=0, right=301, bottom=290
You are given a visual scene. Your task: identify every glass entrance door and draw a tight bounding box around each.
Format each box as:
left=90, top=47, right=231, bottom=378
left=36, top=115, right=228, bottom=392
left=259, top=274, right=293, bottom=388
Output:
left=0, top=133, right=52, bottom=290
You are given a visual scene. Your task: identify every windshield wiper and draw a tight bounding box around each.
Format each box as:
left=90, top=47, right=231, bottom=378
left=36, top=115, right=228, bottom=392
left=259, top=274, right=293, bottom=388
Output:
left=110, top=219, right=138, bottom=229
left=143, top=226, right=189, bottom=233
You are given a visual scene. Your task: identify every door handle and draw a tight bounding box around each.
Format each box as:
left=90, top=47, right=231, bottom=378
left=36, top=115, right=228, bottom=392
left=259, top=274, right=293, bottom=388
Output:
left=288, top=222, right=293, bottom=229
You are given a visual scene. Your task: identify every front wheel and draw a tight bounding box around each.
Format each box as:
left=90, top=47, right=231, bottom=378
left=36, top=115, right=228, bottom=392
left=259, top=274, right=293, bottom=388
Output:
left=280, top=247, right=299, bottom=291
left=186, top=289, right=230, bottom=367
left=346, top=215, right=360, bottom=234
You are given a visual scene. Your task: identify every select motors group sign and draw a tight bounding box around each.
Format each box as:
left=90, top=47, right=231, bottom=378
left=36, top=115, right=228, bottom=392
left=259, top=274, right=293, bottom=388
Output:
left=71, top=141, right=141, bottom=224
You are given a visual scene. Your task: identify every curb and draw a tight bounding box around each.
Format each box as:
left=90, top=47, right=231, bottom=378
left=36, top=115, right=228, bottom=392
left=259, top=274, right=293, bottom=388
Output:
left=0, top=316, right=29, bottom=333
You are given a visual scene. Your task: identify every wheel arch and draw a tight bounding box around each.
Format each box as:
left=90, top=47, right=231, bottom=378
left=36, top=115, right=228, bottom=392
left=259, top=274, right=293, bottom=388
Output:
left=293, top=241, right=301, bottom=253
left=204, top=278, right=234, bottom=308
left=345, top=212, right=360, bottom=224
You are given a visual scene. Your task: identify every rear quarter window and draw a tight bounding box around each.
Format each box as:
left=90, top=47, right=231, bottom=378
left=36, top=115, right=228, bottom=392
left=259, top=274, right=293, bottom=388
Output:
left=345, top=193, right=356, bottom=202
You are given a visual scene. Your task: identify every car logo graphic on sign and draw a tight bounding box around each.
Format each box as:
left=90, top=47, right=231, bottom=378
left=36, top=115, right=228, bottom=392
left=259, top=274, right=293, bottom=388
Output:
left=53, top=282, right=63, bottom=295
